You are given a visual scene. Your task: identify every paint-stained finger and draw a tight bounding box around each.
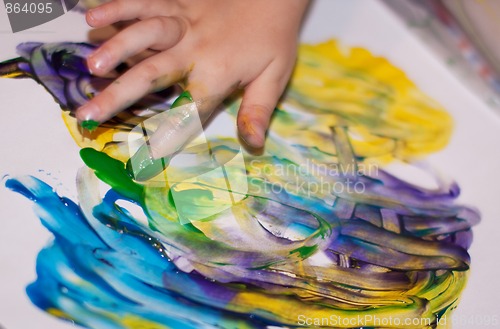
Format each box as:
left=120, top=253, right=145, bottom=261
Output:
left=237, top=67, right=288, bottom=149
left=127, top=97, right=205, bottom=181
left=76, top=52, right=187, bottom=124
left=126, top=82, right=233, bottom=181
left=147, top=87, right=229, bottom=160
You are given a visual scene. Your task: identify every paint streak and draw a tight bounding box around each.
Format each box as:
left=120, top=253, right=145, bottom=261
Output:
left=1, top=41, right=480, bottom=328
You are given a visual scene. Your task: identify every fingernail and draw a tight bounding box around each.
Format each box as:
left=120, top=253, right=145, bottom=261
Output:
left=87, top=50, right=110, bottom=73
left=243, top=124, right=266, bottom=148
left=77, top=102, right=100, bottom=122
left=87, top=8, right=105, bottom=24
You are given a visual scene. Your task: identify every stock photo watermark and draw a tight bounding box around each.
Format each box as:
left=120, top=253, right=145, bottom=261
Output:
left=297, top=314, right=499, bottom=328
left=3, top=0, right=79, bottom=32
left=126, top=101, right=383, bottom=222
left=249, top=158, right=379, bottom=196
left=127, top=102, right=249, bottom=224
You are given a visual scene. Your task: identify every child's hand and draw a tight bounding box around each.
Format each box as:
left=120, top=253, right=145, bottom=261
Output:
left=76, top=0, right=310, bottom=149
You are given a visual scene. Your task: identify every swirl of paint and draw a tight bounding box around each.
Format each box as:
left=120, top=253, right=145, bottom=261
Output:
left=5, top=141, right=478, bottom=328
left=1, top=41, right=480, bottom=328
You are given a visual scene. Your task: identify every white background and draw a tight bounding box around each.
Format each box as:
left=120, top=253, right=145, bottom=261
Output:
left=1, top=1, right=499, bottom=328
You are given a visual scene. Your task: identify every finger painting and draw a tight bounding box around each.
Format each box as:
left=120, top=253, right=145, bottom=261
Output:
left=0, top=40, right=479, bottom=328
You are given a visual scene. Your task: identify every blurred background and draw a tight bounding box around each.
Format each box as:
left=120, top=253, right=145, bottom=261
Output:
left=384, top=0, right=500, bottom=112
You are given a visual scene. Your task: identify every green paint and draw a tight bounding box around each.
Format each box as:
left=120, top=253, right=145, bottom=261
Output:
left=290, top=245, right=318, bottom=258
left=171, top=90, right=193, bottom=108
left=81, top=120, right=100, bottom=132
left=126, top=146, right=168, bottom=182
left=80, top=148, right=144, bottom=202
left=126, top=91, right=194, bottom=181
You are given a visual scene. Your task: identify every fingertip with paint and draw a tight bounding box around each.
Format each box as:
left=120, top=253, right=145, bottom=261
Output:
left=241, top=131, right=265, bottom=149
left=171, top=90, right=194, bottom=108
left=81, top=120, right=100, bottom=132
left=238, top=116, right=265, bottom=149
left=126, top=91, right=195, bottom=181
left=127, top=144, right=171, bottom=181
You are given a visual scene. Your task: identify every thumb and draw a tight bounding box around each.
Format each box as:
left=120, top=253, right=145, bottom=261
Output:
left=237, top=72, right=285, bottom=149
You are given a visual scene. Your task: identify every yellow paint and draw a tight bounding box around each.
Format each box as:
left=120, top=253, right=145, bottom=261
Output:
left=276, top=40, right=453, bottom=164
left=230, top=291, right=434, bottom=329
left=117, top=314, right=171, bottom=329
left=47, top=308, right=72, bottom=320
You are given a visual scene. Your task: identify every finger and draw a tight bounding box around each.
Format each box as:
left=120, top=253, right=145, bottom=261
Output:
left=147, top=84, right=230, bottom=160
left=187, top=79, right=233, bottom=122
left=87, top=16, right=186, bottom=75
left=76, top=52, right=187, bottom=123
left=237, top=68, right=288, bottom=149
left=127, top=98, right=205, bottom=181
left=86, top=0, right=175, bottom=27
left=127, top=77, right=234, bottom=181
left=148, top=101, right=202, bottom=159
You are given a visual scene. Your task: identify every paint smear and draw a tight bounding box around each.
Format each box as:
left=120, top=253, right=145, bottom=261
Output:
left=1, top=41, right=479, bottom=328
